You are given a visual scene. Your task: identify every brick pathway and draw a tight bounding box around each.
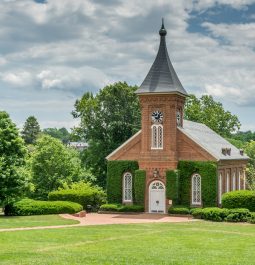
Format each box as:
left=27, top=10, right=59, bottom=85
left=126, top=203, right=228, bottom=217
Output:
left=0, top=213, right=194, bottom=232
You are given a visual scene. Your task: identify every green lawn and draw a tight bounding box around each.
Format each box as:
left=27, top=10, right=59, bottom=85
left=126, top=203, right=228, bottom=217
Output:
left=0, top=221, right=255, bottom=265
left=0, top=215, right=79, bottom=229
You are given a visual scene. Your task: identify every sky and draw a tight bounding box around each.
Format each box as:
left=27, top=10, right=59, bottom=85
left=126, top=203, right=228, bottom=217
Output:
left=0, top=0, right=255, bottom=131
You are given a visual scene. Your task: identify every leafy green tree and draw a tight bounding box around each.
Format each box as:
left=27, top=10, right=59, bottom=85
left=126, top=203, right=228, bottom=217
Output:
left=21, top=116, right=41, bottom=144
left=43, top=127, right=71, bottom=144
left=231, top=131, right=255, bottom=143
left=185, top=95, right=241, bottom=137
left=31, top=135, right=94, bottom=199
left=72, top=82, right=141, bottom=187
left=0, top=111, right=27, bottom=207
left=244, top=141, right=255, bottom=190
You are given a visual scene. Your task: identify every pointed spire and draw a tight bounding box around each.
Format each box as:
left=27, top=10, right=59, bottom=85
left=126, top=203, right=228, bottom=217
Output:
left=159, top=18, right=167, bottom=36
left=136, top=19, right=187, bottom=96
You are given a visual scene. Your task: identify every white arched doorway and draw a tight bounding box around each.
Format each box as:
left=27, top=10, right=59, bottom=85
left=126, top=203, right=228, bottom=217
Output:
left=149, top=180, right=165, bottom=213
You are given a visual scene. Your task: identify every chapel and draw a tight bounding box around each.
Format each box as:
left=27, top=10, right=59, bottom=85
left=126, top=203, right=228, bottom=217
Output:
left=106, top=20, right=249, bottom=213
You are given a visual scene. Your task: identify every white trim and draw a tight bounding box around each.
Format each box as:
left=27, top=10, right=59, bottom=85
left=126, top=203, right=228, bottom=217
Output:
left=219, top=173, right=222, bottom=204
left=148, top=180, right=166, bottom=214
left=151, top=124, right=163, bottom=150
left=122, top=172, right=132, bottom=203
left=191, top=173, right=202, bottom=205
left=232, top=172, right=236, bottom=191
left=238, top=170, right=241, bottom=190
left=106, top=130, right=141, bottom=160
left=226, top=172, right=230, bottom=192
left=244, top=170, right=246, bottom=190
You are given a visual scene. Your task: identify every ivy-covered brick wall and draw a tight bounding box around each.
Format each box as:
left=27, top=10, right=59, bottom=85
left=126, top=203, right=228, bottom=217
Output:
left=178, top=161, right=217, bottom=207
left=106, top=160, right=139, bottom=203
left=134, top=170, right=146, bottom=206
left=166, top=170, right=179, bottom=205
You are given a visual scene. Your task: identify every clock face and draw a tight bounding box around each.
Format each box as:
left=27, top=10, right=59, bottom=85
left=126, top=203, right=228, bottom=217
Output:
left=176, top=110, right=181, bottom=125
left=151, top=110, right=163, bottom=123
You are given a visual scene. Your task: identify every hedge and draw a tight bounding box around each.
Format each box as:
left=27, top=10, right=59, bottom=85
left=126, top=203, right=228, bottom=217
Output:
left=4, top=199, right=83, bottom=216
left=191, top=207, right=251, bottom=223
left=168, top=206, right=190, bottom=215
left=134, top=170, right=146, bottom=205
left=222, top=190, right=255, bottom=212
left=49, top=189, right=106, bottom=211
left=166, top=170, right=179, bottom=205
left=106, top=160, right=139, bottom=203
left=178, top=161, right=217, bottom=207
left=99, top=204, right=144, bottom=212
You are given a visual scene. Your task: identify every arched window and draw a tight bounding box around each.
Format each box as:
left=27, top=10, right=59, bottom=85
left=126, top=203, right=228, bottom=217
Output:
left=192, top=174, right=201, bottom=205
left=151, top=124, right=163, bottom=149
left=123, top=172, right=132, bottom=202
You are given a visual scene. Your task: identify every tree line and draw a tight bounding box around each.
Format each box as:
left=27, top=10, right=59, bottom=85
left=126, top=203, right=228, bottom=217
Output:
left=1, top=81, right=255, bottom=209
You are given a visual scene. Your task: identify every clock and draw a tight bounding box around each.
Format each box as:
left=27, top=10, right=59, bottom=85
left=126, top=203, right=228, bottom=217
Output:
left=151, top=110, right=163, bottom=123
left=176, top=110, right=181, bottom=126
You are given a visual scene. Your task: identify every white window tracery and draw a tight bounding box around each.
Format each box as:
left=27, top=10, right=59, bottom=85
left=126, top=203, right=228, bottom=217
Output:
left=192, top=174, right=201, bottom=205
left=123, top=172, right=132, bottom=202
left=151, top=124, right=163, bottom=149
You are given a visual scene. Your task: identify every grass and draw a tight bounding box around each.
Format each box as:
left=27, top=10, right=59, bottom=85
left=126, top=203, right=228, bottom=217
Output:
left=0, top=221, right=255, bottom=264
left=0, top=215, right=79, bottom=229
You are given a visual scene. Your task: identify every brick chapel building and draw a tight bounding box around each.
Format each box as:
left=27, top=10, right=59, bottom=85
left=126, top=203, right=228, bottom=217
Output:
left=106, top=21, right=249, bottom=213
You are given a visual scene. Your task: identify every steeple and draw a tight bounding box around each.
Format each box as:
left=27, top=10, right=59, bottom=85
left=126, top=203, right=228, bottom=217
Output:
left=136, top=19, right=187, bottom=96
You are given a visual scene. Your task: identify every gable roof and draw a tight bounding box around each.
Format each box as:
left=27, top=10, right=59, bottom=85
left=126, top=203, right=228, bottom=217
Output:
left=136, top=20, right=187, bottom=96
left=179, top=120, right=249, bottom=161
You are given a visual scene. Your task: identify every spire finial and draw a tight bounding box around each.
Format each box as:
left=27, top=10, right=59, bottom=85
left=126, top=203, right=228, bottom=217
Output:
left=159, top=17, right=167, bottom=36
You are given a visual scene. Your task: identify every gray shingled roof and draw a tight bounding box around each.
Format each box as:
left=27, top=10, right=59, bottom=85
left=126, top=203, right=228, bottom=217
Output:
left=136, top=23, right=188, bottom=96
left=179, top=120, right=249, bottom=161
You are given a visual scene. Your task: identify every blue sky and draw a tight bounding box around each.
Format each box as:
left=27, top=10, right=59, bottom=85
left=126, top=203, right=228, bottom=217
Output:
left=0, top=0, right=255, bottom=131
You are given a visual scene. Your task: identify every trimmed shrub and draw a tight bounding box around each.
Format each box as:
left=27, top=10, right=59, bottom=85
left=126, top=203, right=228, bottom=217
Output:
left=168, top=206, right=190, bottom=215
left=107, top=160, right=139, bottom=203
left=48, top=182, right=106, bottom=211
left=178, top=161, right=217, bottom=207
left=225, top=208, right=251, bottom=222
left=4, top=199, right=82, bottom=216
left=134, top=170, right=146, bottom=206
left=248, top=213, right=255, bottom=224
left=222, top=190, right=255, bottom=212
left=99, top=204, right=120, bottom=212
left=190, top=208, right=204, bottom=219
left=99, top=203, right=144, bottom=212
left=201, top=207, right=230, bottom=222
left=166, top=170, right=179, bottom=205
left=118, top=205, right=144, bottom=212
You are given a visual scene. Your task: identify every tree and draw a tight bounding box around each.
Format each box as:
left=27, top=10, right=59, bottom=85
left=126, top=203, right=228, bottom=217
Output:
left=244, top=141, right=255, bottom=190
left=0, top=111, right=27, bottom=206
left=31, top=135, right=94, bottom=199
left=72, top=82, right=141, bottom=187
left=43, top=127, right=70, bottom=144
left=184, top=95, right=241, bottom=137
left=21, top=116, right=41, bottom=144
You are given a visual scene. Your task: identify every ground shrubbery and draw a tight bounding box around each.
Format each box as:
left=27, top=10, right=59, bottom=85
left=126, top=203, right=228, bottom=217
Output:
left=168, top=206, right=190, bottom=215
left=4, top=199, right=83, bottom=216
left=48, top=182, right=106, bottom=211
left=99, top=204, right=144, bottom=212
left=190, top=207, right=252, bottom=223
left=222, top=190, right=255, bottom=212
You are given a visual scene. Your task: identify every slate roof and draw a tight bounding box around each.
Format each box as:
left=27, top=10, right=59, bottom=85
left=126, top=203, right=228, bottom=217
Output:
left=136, top=21, right=188, bottom=96
left=179, top=120, right=249, bottom=161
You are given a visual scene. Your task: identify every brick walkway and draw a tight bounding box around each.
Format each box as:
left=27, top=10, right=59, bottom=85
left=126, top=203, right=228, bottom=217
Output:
left=0, top=213, right=194, bottom=232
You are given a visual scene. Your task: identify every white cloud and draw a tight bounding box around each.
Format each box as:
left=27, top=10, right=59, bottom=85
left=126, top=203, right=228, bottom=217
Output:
left=0, top=0, right=254, bottom=130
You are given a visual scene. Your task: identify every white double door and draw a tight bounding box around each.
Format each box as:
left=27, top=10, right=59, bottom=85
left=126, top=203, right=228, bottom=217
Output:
left=149, top=181, right=165, bottom=213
